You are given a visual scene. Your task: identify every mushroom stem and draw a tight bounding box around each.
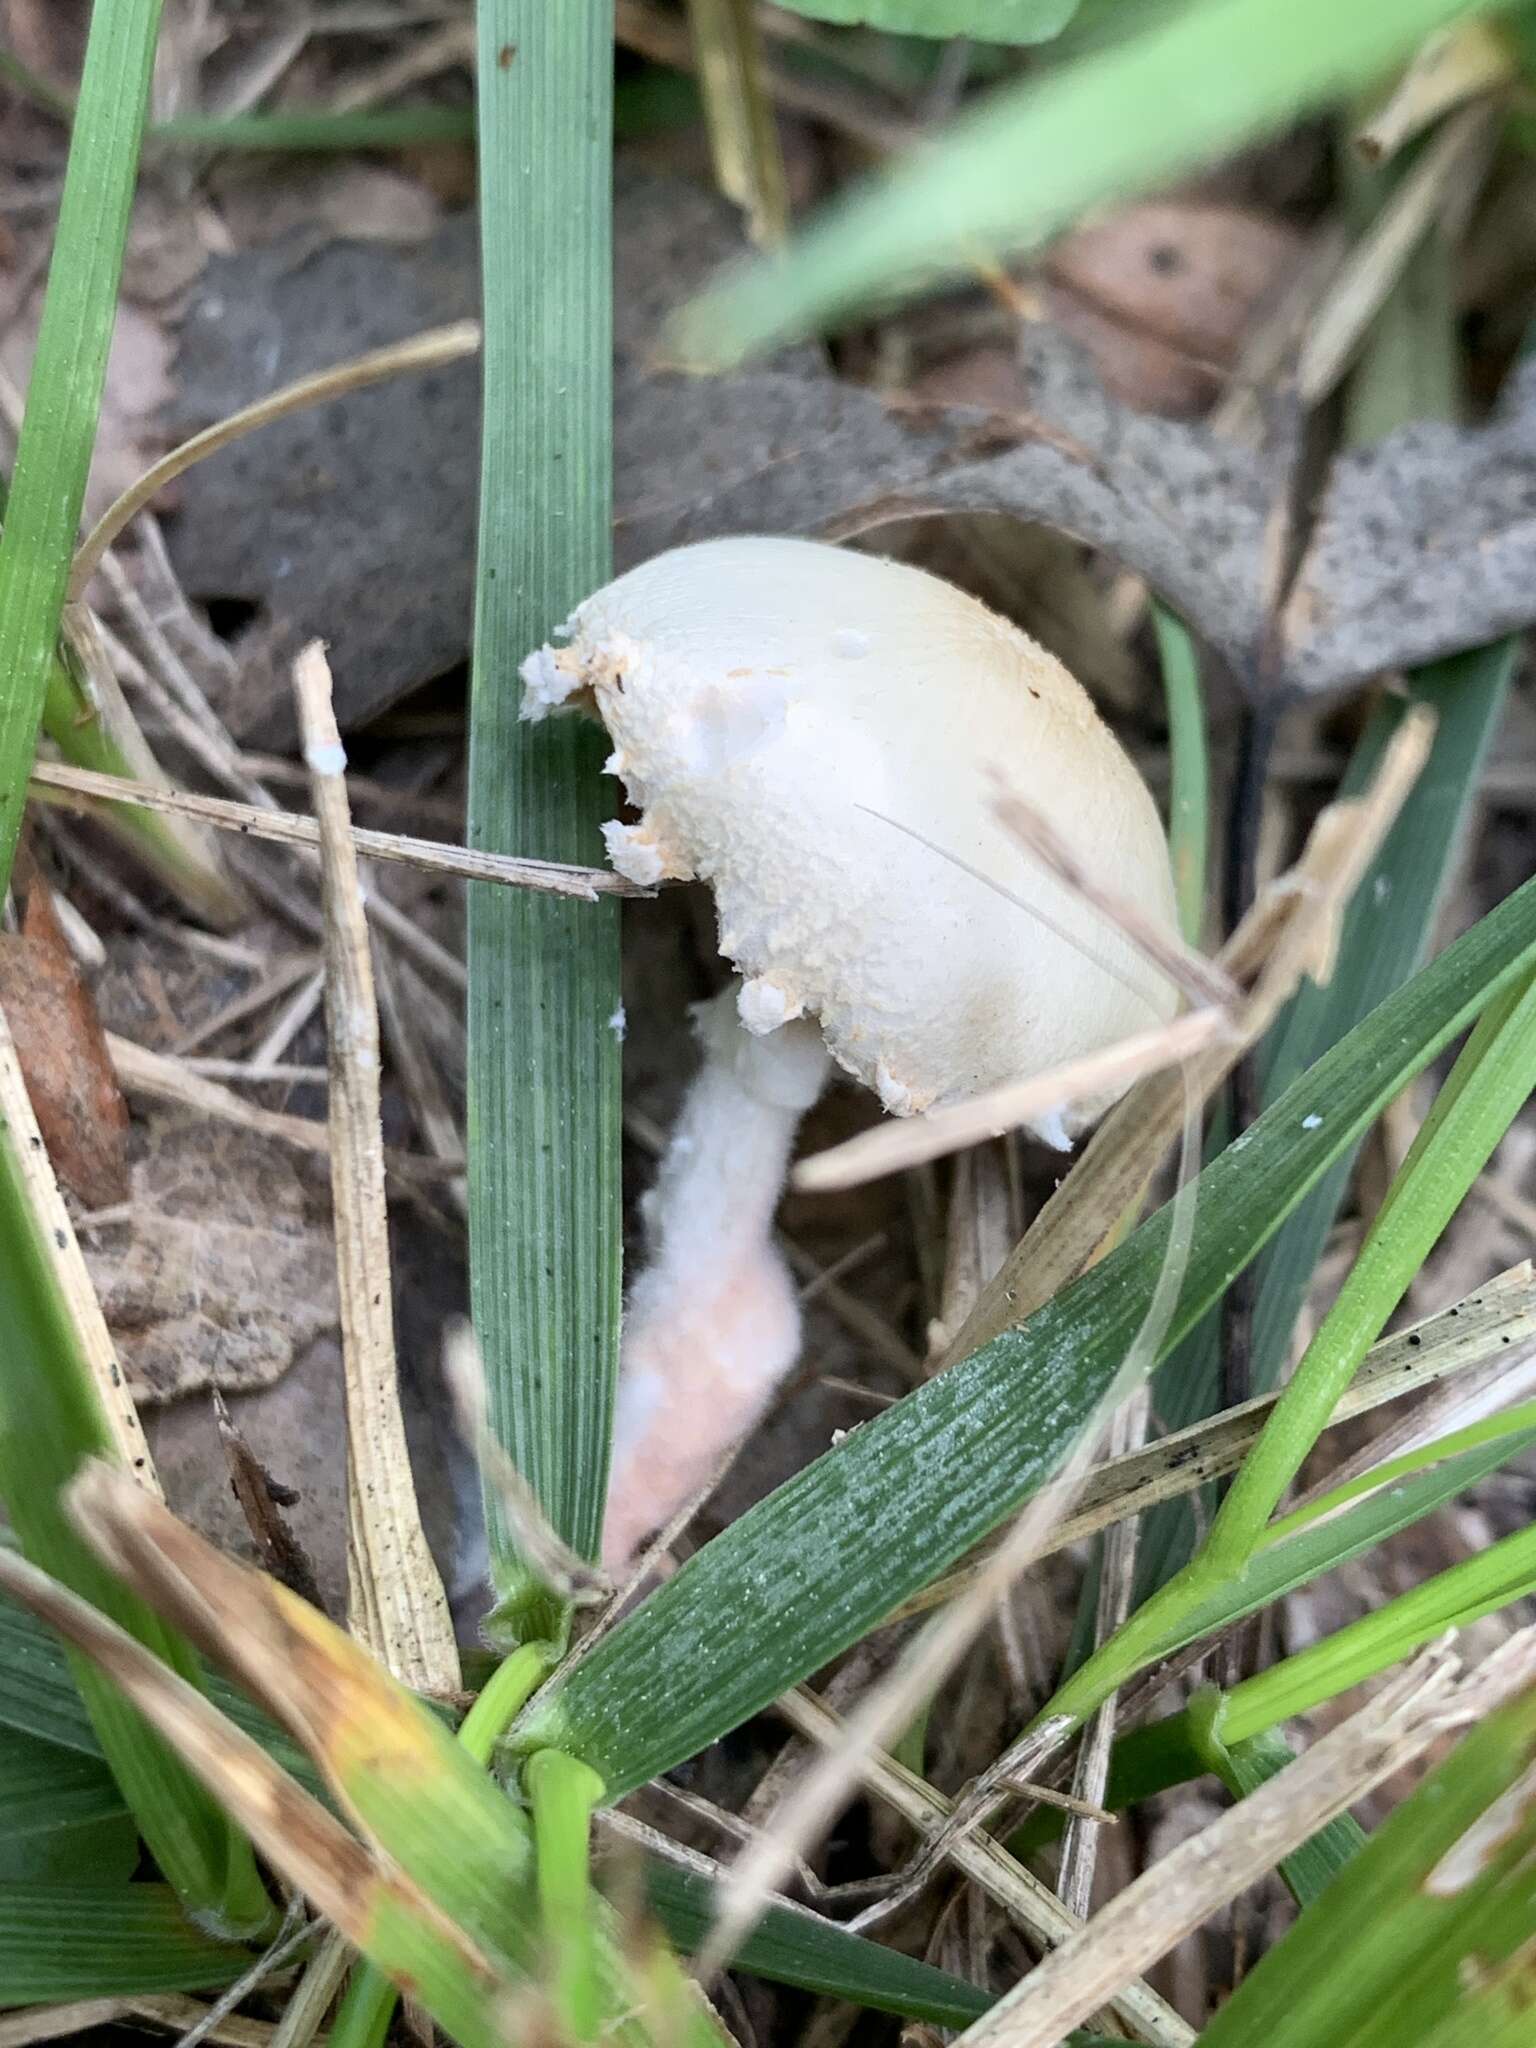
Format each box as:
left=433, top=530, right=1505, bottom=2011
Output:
left=603, top=983, right=830, bottom=1567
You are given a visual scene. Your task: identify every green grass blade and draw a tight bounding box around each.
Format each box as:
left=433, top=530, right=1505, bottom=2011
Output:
left=1193, top=1653, right=1536, bottom=2048
left=0, top=1598, right=317, bottom=1794
left=1153, top=1431, right=1536, bottom=1663
left=0, top=1142, right=269, bottom=1930
left=0, top=1883, right=250, bottom=2007
left=1249, top=645, right=1513, bottom=1380
left=514, top=871, right=1536, bottom=1796
left=468, top=0, right=623, bottom=1638
left=1152, top=604, right=1208, bottom=946
left=1043, top=968, right=1536, bottom=1729
left=1211, top=964, right=1536, bottom=1561
left=1190, top=1712, right=1365, bottom=1907
left=1250, top=178, right=1505, bottom=1390
left=769, top=0, right=1080, bottom=39
left=1221, top=1518, right=1536, bottom=1746
left=644, top=1862, right=995, bottom=2026
left=1136, top=645, right=1512, bottom=1600
left=0, top=1723, right=123, bottom=1834
left=147, top=108, right=477, bottom=151
left=1071, top=1507, right=1536, bottom=1830
left=1135, top=185, right=1512, bottom=1602
left=0, top=0, right=265, bottom=1927
left=645, top=1868, right=1111, bottom=2042
left=0, top=1726, right=136, bottom=1882
left=675, top=0, right=1505, bottom=361
left=1015, top=1423, right=1536, bottom=1850
left=0, top=0, right=158, bottom=883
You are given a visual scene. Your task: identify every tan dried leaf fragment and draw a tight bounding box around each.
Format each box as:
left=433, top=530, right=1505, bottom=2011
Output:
left=85, top=1113, right=337, bottom=1401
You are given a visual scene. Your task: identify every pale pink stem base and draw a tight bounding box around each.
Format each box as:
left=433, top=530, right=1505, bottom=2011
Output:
left=602, top=987, right=829, bottom=1566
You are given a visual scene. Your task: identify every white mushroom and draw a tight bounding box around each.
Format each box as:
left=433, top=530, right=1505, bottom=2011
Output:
left=522, top=536, right=1179, bottom=1563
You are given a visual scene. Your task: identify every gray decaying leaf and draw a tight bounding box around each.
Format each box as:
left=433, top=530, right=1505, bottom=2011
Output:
left=166, top=168, right=1536, bottom=742
left=1280, top=362, right=1536, bottom=692
left=85, top=1112, right=337, bottom=1400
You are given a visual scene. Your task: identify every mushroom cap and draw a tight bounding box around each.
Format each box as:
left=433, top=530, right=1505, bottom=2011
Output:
left=523, top=536, right=1180, bottom=1141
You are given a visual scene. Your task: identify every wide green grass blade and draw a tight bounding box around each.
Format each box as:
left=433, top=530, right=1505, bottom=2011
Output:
left=0, top=1883, right=250, bottom=2007
left=676, top=0, right=1508, bottom=361
left=514, top=871, right=1536, bottom=1796
left=0, top=1595, right=323, bottom=1800
left=646, top=1868, right=1111, bottom=2042
left=468, top=0, right=623, bottom=1638
left=0, top=1723, right=123, bottom=1834
left=1193, top=1657, right=1536, bottom=2048
left=0, top=1726, right=136, bottom=1882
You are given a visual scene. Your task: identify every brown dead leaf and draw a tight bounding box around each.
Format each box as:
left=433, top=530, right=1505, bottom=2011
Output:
left=1042, top=285, right=1217, bottom=416
left=906, top=345, right=1033, bottom=412
left=210, top=160, right=443, bottom=254
left=0, top=288, right=175, bottom=521
left=85, top=1112, right=337, bottom=1400
left=1, top=0, right=85, bottom=93
left=0, top=856, right=130, bottom=1209
left=1042, top=200, right=1305, bottom=414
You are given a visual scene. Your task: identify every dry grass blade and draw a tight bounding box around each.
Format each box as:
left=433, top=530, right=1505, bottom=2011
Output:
left=796, top=1008, right=1231, bottom=1192
left=29, top=759, right=639, bottom=900
left=69, top=323, right=483, bottom=599
left=900, top=1261, right=1536, bottom=1616
left=267, top=1931, right=349, bottom=2048
left=1297, top=101, right=1497, bottom=405
left=988, top=773, right=1237, bottom=1011
left=57, top=605, right=248, bottom=930
left=1355, top=19, right=1514, bottom=162
left=0, top=1543, right=485, bottom=1986
left=295, top=643, right=457, bottom=1697
left=0, top=1997, right=315, bottom=2048
left=441, top=1320, right=610, bottom=1610
left=687, top=0, right=789, bottom=246
left=106, top=1033, right=462, bottom=1185
left=1058, top=1388, right=1149, bottom=1920
left=776, top=1688, right=1192, bottom=2047
left=614, top=0, right=916, bottom=156
left=943, top=706, right=1436, bottom=1363
left=952, top=1635, right=1536, bottom=2048
left=0, top=999, right=158, bottom=1493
